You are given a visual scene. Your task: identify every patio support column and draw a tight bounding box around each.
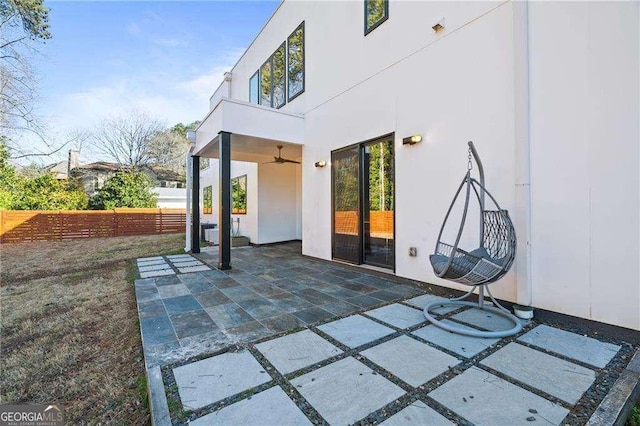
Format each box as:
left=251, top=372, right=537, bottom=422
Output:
left=190, top=154, right=200, bottom=253
left=218, top=131, right=232, bottom=270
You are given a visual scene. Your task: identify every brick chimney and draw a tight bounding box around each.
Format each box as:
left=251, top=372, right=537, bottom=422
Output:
left=68, top=149, right=79, bottom=177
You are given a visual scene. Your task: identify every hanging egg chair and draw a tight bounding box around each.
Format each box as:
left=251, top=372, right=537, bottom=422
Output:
left=424, top=141, right=522, bottom=338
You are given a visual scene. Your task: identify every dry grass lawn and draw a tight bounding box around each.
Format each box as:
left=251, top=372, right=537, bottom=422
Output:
left=0, top=233, right=185, bottom=424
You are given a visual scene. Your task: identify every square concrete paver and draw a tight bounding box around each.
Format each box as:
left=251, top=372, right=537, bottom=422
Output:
left=518, top=325, right=620, bottom=368
left=451, top=308, right=520, bottom=331
left=380, top=401, right=453, bottom=425
left=412, top=320, right=500, bottom=358
left=140, top=269, right=175, bottom=278
left=318, top=315, right=395, bottom=348
left=157, top=284, right=191, bottom=299
left=291, top=357, right=405, bottom=425
left=362, top=336, right=460, bottom=387
left=138, top=263, right=171, bottom=272
left=429, top=367, right=569, bottom=425
left=178, top=265, right=211, bottom=273
left=190, top=385, right=311, bottom=426
left=404, top=295, right=459, bottom=314
left=167, top=254, right=194, bottom=261
left=256, top=330, right=342, bottom=374
left=173, top=350, right=271, bottom=410
left=138, top=256, right=164, bottom=262
left=481, top=342, right=595, bottom=404
left=172, top=260, right=204, bottom=268
left=365, top=303, right=425, bottom=329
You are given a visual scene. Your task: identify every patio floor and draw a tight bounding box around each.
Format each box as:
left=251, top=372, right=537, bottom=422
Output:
left=133, top=242, right=639, bottom=425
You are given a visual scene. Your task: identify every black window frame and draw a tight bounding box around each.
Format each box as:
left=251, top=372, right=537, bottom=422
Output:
left=231, top=174, right=247, bottom=214
left=260, top=57, right=273, bottom=107
left=364, top=0, right=389, bottom=35
left=272, top=42, right=287, bottom=109
left=287, top=21, right=305, bottom=102
left=249, top=70, right=260, bottom=105
left=203, top=185, right=212, bottom=215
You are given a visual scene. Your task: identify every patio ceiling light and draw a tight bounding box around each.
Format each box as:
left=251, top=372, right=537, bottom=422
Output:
left=314, top=161, right=327, bottom=168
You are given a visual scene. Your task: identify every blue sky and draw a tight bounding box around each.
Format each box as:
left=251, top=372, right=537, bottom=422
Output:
left=35, top=1, right=279, bottom=161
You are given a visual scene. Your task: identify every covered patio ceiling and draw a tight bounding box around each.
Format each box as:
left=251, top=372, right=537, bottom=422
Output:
left=192, top=97, right=304, bottom=163
left=197, top=134, right=302, bottom=163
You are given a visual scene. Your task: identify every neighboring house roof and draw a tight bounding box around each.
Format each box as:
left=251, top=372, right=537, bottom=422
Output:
left=44, top=161, right=69, bottom=179
left=73, top=162, right=185, bottom=182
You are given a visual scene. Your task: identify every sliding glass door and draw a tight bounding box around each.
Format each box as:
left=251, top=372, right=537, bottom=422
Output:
left=332, top=146, right=361, bottom=263
left=332, top=135, right=395, bottom=270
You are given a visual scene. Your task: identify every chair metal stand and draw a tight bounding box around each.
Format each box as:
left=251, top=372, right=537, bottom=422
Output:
left=423, top=284, right=523, bottom=338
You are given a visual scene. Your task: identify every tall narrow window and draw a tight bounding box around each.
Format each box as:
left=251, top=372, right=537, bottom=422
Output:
left=365, top=0, right=388, bottom=35
left=249, top=71, right=260, bottom=105
left=203, top=186, right=212, bottom=214
left=287, top=22, right=304, bottom=101
left=260, top=59, right=272, bottom=107
left=272, top=43, right=286, bottom=108
left=232, top=175, right=247, bottom=214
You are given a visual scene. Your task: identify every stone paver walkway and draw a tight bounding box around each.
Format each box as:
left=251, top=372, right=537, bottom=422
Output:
left=133, top=243, right=639, bottom=425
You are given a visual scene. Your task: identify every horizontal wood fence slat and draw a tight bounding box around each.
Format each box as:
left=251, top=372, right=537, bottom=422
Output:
left=334, top=210, right=394, bottom=239
left=0, top=209, right=186, bottom=244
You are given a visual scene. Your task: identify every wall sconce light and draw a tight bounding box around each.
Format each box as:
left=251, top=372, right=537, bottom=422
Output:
left=432, top=18, right=445, bottom=33
left=315, top=161, right=327, bottom=168
left=402, top=134, right=423, bottom=145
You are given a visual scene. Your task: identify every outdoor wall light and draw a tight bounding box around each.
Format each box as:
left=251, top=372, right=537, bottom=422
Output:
left=314, top=161, right=327, bottom=168
left=432, top=18, right=445, bottom=33
left=402, top=134, right=423, bottom=145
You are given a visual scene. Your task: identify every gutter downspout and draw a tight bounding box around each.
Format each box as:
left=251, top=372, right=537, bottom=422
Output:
left=514, top=1, right=533, bottom=306
left=185, top=131, right=197, bottom=253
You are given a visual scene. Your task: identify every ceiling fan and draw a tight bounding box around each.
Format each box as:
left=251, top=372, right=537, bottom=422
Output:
left=263, top=145, right=300, bottom=164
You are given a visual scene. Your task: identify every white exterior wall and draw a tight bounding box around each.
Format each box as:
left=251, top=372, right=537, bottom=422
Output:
left=528, top=2, right=640, bottom=330
left=200, top=0, right=639, bottom=330
left=257, top=163, right=301, bottom=244
left=200, top=160, right=259, bottom=244
left=200, top=159, right=301, bottom=245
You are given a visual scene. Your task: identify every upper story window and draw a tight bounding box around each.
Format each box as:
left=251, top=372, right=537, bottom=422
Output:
left=249, top=71, right=259, bottom=105
left=272, top=43, right=286, bottom=108
left=249, top=22, right=305, bottom=107
left=287, top=22, right=305, bottom=101
left=365, top=0, right=388, bottom=35
left=259, top=43, right=286, bottom=109
left=260, top=58, right=272, bottom=106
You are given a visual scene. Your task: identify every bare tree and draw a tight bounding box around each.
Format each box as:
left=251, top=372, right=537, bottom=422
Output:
left=1, top=0, right=52, bottom=157
left=90, top=111, right=165, bottom=167
left=147, top=127, right=190, bottom=172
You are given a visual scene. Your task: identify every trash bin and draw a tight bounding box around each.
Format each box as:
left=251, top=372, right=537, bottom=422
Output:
left=200, top=223, right=217, bottom=242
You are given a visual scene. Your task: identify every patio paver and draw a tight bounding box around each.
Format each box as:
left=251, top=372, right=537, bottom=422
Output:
left=256, top=329, right=342, bottom=374
left=291, top=356, right=405, bottom=425
left=364, top=303, right=425, bottom=329
left=362, top=335, right=460, bottom=387
left=451, top=307, right=521, bottom=331
left=481, top=342, right=595, bottom=404
left=173, top=350, right=271, bottom=410
left=141, top=269, right=175, bottom=278
left=380, top=401, right=453, bottom=425
left=190, top=386, right=311, bottom=426
left=404, top=294, right=459, bottom=314
left=518, top=324, right=620, bottom=368
left=412, top=320, right=500, bottom=358
left=318, top=315, right=395, bottom=348
left=429, top=366, right=569, bottom=425
left=177, top=265, right=211, bottom=273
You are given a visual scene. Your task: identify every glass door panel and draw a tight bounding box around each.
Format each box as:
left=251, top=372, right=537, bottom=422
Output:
left=332, top=147, right=361, bottom=264
left=363, top=138, right=394, bottom=268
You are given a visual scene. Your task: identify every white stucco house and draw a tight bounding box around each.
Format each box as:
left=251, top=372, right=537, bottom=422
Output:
left=186, top=0, right=639, bottom=331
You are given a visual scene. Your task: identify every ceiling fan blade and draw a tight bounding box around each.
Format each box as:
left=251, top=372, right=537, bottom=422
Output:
left=261, top=160, right=278, bottom=164
left=281, top=158, right=301, bottom=164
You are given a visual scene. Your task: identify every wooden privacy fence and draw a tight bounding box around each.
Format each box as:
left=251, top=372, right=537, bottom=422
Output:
left=334, top=210, right=394, bottom=239
left=0, top=208, right=186, bottom=244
